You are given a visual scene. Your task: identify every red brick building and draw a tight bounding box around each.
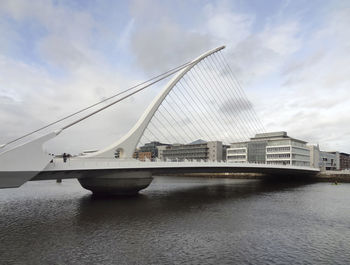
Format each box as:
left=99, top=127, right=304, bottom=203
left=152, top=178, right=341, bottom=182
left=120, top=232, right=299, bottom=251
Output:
left=339, top=152, right=350, bottom=170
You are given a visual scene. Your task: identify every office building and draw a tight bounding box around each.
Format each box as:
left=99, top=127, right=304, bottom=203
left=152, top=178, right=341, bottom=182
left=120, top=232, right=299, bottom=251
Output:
left=138, top=151, right=152, bottom=161
left=158, top=140, right=223, bottom=162
left=325, top=151, right=350, bottom=170
left=222, top=144, right=230, bottom=162
left=319, top=151, right=337, bottom=170
left=137, top=141, right=170, bottom=161
left=339, top=152, right=350, bottom=169
left=308, top=145, right=320, bottom=168
left=308, top=146, right=350, bottom=170
left=227, top=131, right=310, bottom=166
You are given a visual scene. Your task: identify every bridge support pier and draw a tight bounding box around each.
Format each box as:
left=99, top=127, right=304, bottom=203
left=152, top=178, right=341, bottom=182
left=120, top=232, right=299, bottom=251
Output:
left=78, top=171, right=153, bottom=195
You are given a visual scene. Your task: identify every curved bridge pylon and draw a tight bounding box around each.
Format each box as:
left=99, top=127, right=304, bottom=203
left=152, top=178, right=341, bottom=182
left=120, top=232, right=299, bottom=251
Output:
left=89, top=46, right=226, bottom=159
left=88, top=45, right=264, bottom=159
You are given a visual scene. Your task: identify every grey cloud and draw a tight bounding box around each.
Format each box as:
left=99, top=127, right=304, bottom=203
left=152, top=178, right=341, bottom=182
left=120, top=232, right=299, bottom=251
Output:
left=0, top=96, right=45, bottom=142
left=219, top=97, right=253, bottom=115
left=225, top=36, right=281, bottom=81
left=0, top=95, right=15, bottom=103
left=38, top=36, right=92, bottom=70
left=128, top=0, right=216, bottom=75
left=130, top=21, right=213, bottom=74
left=129, top=0, right=171, bottom=22
left=282, top=51, right=325, bottom=76
left=281, top=51, right=326, bottom=87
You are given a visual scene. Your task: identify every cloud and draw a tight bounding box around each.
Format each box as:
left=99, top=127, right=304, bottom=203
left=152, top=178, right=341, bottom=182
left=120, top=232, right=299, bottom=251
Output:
left=203, top=1, right=254, bottom=45
left=128, top=0, right=215, bottom=73
left=0, top=0, right=350, bottom=155
left=219, top=98, right=253, bottom=115
left=0, top=0, right=146, bottom=153
left=38, top=35, right=91, bottom=70
left=130, top=20, right=213, bottom=74
left=128, top=0, right=256, bottom=75
left=224, top=21, right=302, bottom=83
left=261, top=7, right=350, bottom=151
left=261, top=22, right=301, bottom=55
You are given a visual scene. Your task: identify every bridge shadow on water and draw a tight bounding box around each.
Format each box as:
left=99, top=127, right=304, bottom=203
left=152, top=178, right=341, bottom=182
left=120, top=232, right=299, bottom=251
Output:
left=76, top=176, right=315, bottom=224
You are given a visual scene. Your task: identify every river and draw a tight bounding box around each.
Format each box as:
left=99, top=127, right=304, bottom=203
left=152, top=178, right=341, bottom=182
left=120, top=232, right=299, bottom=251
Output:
left=1, top=176, right=349, bottom=264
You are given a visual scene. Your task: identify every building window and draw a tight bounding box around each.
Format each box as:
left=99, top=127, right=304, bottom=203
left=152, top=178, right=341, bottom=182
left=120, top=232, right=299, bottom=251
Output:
left=266, top=146, right=290, bottom=153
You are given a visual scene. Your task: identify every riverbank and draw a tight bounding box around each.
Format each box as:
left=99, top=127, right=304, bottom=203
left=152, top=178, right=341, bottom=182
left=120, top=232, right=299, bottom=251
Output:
left=160, top=172, right=350, bottom=183
left=314, top=171, right=350, bottom=183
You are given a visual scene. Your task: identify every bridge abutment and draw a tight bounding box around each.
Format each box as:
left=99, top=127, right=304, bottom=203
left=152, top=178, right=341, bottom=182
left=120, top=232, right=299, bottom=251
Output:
left=78, top=171, right=153, bottom=195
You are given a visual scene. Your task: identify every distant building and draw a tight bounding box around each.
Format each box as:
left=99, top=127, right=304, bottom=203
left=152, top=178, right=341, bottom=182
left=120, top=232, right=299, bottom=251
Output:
left=307, top=147, right=350, bottom=171
left=226, top=142, right=249, bottom=163
left=319, top=151, right=337, bottom=170
left=227, top=132, right=310, bottom=166
left=137, top=141, right=170, bottom=161
left=138, top=151, right=152, bottom=161
left=339, top=153, right=350, bottom=170
left=157, top=145, right=168, bottom=161
left=222, top=144, right=230, bottom=162
left=308, top=145, right=320, bottom=168
left=133, top=149, right=139, bottom=159
left=325, top=151, right=340, bottom=170
left=158, top=140, right=223, bottom=162
left=326, top=152, right=350, bottom=170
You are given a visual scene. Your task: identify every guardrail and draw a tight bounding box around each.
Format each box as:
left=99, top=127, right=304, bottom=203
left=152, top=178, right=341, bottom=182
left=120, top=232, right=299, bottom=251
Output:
left=46, top=157, right=319, bottom=171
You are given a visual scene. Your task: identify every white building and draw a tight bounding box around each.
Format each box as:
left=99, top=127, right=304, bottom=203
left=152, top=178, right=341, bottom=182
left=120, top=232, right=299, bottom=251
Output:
left=226, top=143, right=248, bottom=163
left=308, top=145, right=320, bottom=168
left=227, top=132, right=310, bottom=166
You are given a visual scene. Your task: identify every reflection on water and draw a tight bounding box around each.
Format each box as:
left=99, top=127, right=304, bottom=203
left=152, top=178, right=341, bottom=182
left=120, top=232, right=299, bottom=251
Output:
left=1, top=177, right=350, bottom=265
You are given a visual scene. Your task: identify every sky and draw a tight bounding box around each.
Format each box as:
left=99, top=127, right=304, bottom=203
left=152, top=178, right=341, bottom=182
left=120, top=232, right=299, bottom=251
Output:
left=0, top=0, right=349, bottom=154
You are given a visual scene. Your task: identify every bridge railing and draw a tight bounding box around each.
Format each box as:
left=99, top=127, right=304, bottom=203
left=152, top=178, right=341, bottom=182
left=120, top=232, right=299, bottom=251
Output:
left=46, top=156, right=317, bottom=171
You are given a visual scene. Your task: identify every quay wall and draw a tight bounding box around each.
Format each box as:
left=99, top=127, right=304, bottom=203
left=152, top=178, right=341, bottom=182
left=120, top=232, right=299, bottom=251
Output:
left=313, top=171, right=350, bottom=183
left=160, top=171, right=350, bottom=182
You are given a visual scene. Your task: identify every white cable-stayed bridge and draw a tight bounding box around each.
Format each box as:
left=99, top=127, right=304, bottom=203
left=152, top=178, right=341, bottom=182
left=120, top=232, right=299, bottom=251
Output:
left=0, top=45, right=319, bottom=195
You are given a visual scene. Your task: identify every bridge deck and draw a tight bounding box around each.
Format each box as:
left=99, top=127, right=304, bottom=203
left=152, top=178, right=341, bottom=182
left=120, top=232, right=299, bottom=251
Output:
left=33, top=158, right=319, bottom=181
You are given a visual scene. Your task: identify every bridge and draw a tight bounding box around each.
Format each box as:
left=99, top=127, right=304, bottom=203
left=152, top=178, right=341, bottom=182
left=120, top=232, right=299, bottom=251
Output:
left=0, top=45, right=319, bottom=194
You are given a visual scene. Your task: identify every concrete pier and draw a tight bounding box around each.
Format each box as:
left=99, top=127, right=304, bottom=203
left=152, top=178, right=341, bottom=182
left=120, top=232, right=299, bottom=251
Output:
left=78, top=171, right=153, bottom=195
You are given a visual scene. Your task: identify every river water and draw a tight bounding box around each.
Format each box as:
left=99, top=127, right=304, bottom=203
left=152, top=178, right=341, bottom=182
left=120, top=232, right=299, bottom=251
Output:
left=0, top=176, right=349, bottom=265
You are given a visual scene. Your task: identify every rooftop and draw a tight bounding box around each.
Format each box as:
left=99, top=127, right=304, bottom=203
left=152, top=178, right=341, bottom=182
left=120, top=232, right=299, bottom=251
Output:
left=252, top=131, right=288, bottom=140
